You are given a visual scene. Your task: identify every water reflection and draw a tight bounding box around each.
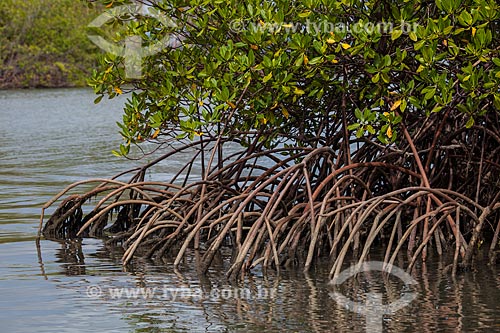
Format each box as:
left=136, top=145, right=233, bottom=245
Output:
left=34, top=239, right=500, bottom=333
left=53, top=239, right=87, bottom=276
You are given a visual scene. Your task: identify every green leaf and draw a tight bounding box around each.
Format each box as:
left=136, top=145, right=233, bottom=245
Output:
left=94, top=95, right=104, bottom=104
left=493, top=95, right=500, bottom=110
left=400, top=99, right=407, bottom=112
left=457, top=104, right=469, bottom=113
left=308, top=57, right=323, bottom=65
left=431, top=106, right=443, bottom=113
left=465, top=116, right=474, bottom=128
left=355, top=108, right=363, bottom=120
left=483, top=82, right=496, bottom=89
left=119, top=144, right=130, bottom=156
left=378, top=133, right=388, bottom=144
left=248, top=49, right=255, bottom=65
left=294, top=54, right=304, bottom=67
left=381, top=72, right=390, bottom=84
left=347, top=123, right=360, bottom=130
left=459, top=10, right=473, bottom=26
left=414, top=40, right=425, bottom=50
left=423, top=87, right=436, bottom=100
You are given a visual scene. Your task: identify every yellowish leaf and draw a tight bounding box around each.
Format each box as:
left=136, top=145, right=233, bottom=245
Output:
left=416, top=65, right=425, bottom=73
left=294, top=87, right=305, bottom=95
left=250, top=44, right=259, bottom=50
left=471, top=27, right=476, bottom=37
left=227, top=101, right=236, bottom=109
left=383, top=112, right=390, bottom=117
left=340, top=43, right=351, bottom=49
left=106, top=1, right=114, bottom=8
left=298, top=10, right=311, bottom=18
left=198, top=100, right=204, bottom=106
left=326, top=38, right=336, bottom=44
left=442, top=39, right=448, bottom=46
left=303, top=54, right=309, bottom=65
left=271, top=101, right=278, bottom=109
left=331, top=58, right=339, bottom=64
left=386, top=126, right=393, bottom=138
left=282, top=107, right=289, bottom=119
left=114, top=87, right=123, bottom=95
left=151, top=129, right=160, bottom=139
left=262, top=72, right=273, bottom=83
left=390, top=100, right=402, bottom=111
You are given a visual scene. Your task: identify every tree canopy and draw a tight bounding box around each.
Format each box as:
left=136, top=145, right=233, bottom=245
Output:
left=88, top=0, right=500, bottom=155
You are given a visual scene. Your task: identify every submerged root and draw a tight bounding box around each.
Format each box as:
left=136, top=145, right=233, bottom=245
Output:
left=39, top=115, right=500, bottom=279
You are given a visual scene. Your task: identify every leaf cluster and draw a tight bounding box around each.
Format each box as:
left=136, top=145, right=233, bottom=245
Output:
left=87, top=0, right=500, bottom=155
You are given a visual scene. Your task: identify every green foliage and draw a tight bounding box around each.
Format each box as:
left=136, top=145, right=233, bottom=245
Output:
left=0, top=0, right=101, bottom=88
left=87, top=0, right=500, bottom=154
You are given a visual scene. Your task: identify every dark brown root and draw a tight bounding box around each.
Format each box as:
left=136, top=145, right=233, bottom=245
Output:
left=39, top=112, right=500, bottom=279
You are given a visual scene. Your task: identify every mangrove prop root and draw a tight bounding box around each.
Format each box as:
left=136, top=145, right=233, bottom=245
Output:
left=39, top=114, right=500, bottom=279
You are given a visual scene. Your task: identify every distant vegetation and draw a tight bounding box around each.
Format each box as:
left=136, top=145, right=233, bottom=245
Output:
left=0, top=0, right=101, bottom=88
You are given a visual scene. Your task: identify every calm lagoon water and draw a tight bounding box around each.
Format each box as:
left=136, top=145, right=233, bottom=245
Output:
left=0, top=88, right=499, bottom=332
